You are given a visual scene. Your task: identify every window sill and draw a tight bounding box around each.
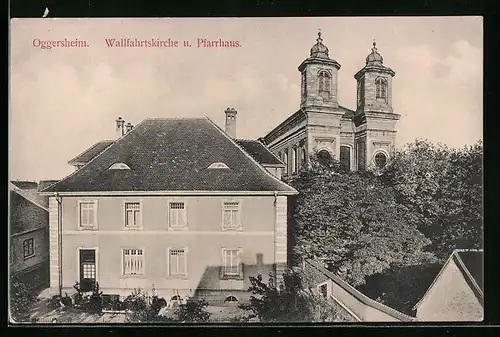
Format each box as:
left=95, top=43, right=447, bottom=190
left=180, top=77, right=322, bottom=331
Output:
left=222, top=227, right=243, bottom=232
left=23, top=254, right=36, bottom=261
left=120, top=275, right=146, bottom=279
left=123, top=227, right=143, bottom=231
left=165, top=275, right=189, bottom=280
left=220, top=275, right=244, bottom=281
left=167, top=226, right=189, bottom=231
left=79, top=226, right=98, bottom=231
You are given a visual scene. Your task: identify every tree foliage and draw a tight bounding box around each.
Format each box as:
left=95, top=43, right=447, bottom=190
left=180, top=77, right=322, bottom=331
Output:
left=290, top=156, right=435, bottom=286
left=10, top=276, right=39, bottom=322
left=289, top=139, right=483, bottom=286
left=380, top=139, right=483, bottom=260
left=239, top=272, right=353, bottom=322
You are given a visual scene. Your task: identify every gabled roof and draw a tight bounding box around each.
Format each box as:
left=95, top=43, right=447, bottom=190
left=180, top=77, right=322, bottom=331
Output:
left=68, top=140, right=114, bottom=165
left=41, top=118, right=297, bottom=194
left=236, top=139, right=284, bottom=166
left=38, top=180, right=60, bottom=191
left=11, top=180, right=38, bottom=190
left=10, top=190, right=48, bottom=235
left=10, top=180, right=49, bottom=208
left=413, top=249, right=484, bottom=310
left=456, top=250, right=483, bottom=290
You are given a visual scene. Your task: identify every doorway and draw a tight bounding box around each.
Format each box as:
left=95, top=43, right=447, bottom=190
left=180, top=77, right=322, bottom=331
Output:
left=79, top=249, right=96, bottom=292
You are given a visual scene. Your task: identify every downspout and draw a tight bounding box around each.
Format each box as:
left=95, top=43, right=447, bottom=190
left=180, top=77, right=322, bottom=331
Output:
left=55, top=192, right=63, bottom=296
left=273, top=192, right=278, bottom=284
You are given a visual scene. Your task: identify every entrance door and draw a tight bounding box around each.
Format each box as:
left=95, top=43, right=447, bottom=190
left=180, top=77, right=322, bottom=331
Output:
left=79, top=249, right=96, bottom=292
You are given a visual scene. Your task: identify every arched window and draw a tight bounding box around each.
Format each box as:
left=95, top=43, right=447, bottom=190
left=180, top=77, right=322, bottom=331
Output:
left=301, top=146, right=307, bottom=167
left=292, top=147, right=298, bottom=174
left=224, top=295, right=239, bottom=303
left=357, top=80, right=365, bottom=106
left=375, top=77, right=388, bottom=102
left=317, top=150, right=332, bottom=166
left=301, top=71, right=307, bottom=99
left=283, top=150, right=288, bottom=175
left=374, top=152, right=388, bottom=169
left=340, top=146, right=351, bottom=171
left=318, top=71, right=331, bottom=98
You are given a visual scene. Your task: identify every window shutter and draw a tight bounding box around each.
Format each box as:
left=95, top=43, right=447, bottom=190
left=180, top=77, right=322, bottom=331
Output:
left=220, top=249, right=226, bottom=279
left=238, top=248, right=244, bottom=280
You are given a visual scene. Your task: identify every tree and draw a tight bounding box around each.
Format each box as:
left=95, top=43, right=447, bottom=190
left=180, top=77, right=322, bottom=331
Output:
left=380, top=139, right=483, bottom=260
left=290, top=156, right=436, bottom=286
left=239, top=272, right=352, bottom=322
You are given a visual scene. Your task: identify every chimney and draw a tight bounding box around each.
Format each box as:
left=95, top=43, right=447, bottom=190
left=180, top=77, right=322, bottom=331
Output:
left=224, top=107, right=237, bottom=138
left=125, top=122, right=134, bottom=133
left=115, top=117, right=125, bottom=137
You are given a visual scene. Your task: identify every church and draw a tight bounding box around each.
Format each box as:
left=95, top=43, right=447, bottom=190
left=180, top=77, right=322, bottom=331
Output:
left=260, top=31, right=401, bottom=176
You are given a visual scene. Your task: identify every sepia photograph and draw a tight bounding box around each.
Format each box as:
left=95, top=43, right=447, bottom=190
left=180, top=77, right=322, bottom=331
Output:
left=9, top=16, right=483, bottom=324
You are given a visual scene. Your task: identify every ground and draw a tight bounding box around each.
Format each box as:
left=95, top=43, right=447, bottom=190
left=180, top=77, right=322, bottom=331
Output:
left=25, top=289, right=252, bottom=323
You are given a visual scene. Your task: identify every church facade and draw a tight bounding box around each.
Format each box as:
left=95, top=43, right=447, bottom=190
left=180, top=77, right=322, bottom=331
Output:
left=262, top=32, right=400, bottom=176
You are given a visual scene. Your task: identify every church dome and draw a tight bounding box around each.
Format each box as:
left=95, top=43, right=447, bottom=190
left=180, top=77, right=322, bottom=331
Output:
left=310, top=31, right=329, bottom=59
left=366, top=41, right=384, bottom=66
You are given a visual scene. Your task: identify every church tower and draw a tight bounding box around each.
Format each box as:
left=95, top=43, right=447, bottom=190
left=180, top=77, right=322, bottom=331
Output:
left=354, top=41, right=400, bottom=170
left=297, top=31, right=345, bottom=163
left=298, top=31, right=341, bottom=110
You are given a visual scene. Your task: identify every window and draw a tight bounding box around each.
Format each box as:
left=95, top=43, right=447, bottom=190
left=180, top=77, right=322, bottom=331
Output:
left=301, top=71, right=307, bottom=99
left=340, top=146, right=351, bottom=171
left=124, top=202, right=141, bottom=229
left=291, top=147, right=298, bottom=174
left=123, top=249, right=144, bottom=276
left=168, top=202, right=187, bottom=229
left=79, top=201, right=97, bottom=229
left=222, top=202, right=241, bottom=230
left=374, top=152, right=388, bottom=169
left=283, top=150, right=288, bottom=175
left=301, top=146, right=307, bottom=167
left=168, top=248, right=187, bottom=277
left=108, top=163, right=130, bottom=170
left=357, top=142, right=366, bottom=171
left=319, top=283, right=328, bottom=298
left=318, top=71, right=331, bottom=98
left=375, top=77, right=388, bottom=102
left=225, top=296, right=239, bottom=303
left=23, top=238, right=35, bottom=259
left=221, top=248, right=243, bottom=279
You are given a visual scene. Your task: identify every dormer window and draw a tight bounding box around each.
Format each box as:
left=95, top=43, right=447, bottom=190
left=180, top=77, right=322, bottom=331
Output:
left=108, top=163, right=130, bottom=170
left=207, top=162, right=230, bottom=169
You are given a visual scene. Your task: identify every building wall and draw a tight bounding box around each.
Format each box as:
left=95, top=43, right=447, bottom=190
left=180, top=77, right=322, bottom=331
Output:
left=416, top=260, right=484, bottom=322
left=50, top=195, right=286, bottom=300
left=10, top=191, right=50, bottom=284
left=10, top=228, right=49, bottom=275
left=301, top=260, right=414, bottom=322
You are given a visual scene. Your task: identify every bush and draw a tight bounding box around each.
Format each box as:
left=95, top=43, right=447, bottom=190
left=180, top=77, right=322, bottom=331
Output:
left=72, top=281, right=103, bottom=314
left=10, top=276, right=38, bottom=322
left=174, top=298, right=211, bottom=322
left=124, top=288, right=166, bottom=322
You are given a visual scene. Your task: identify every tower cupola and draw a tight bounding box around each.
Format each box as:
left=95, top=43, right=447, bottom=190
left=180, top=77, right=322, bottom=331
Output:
left=310, top=31, right=330, bottom=59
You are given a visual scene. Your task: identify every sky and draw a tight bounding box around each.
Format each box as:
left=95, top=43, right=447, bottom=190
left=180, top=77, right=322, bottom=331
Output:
left=9, top=17, right=483, bottom=182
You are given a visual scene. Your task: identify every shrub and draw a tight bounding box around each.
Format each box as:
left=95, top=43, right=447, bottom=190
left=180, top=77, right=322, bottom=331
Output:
left=174, top=298, right=211, bottom=322
left=72, top=281, right=103, bottom=314
left=10, top=276, right=38, bottom=322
